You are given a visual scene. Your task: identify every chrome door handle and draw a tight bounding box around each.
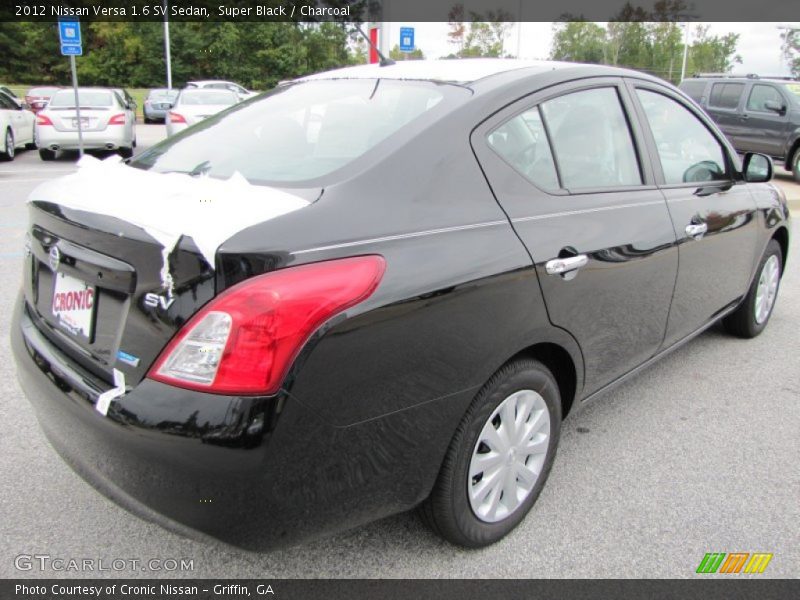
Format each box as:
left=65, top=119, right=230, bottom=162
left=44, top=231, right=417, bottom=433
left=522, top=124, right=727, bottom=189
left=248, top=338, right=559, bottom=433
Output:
left=685, top=223, right=708, bottom=240
left=545, top=254, right=588, bottom=276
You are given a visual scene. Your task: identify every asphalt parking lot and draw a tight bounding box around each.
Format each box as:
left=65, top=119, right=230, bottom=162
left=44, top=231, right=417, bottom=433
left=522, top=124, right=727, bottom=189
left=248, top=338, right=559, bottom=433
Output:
left=0, top=126, right=798, bottom=578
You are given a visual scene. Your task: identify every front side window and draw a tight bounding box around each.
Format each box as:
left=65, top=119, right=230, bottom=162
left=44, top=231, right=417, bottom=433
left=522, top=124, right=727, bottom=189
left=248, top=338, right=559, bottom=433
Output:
left=487, top=107, right=559, bottom=191
left=637, top=89, right=727, bottom=184
left=709, top=82, right=744, bottom=109
left=541, top=87, right=642, bottom=189
left=746, top=85, right=784, bottom=112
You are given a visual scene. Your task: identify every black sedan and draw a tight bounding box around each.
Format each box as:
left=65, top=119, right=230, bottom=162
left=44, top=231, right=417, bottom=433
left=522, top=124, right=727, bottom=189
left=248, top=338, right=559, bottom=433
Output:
left=12, top=59, right=790, bottom=550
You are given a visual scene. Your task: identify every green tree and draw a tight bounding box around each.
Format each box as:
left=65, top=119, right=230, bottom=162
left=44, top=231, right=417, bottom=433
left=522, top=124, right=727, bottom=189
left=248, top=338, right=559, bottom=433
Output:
left=781, top=27, right=800, bottom=78
left=686, top=25, right=741, bottom=76
left=389, top=45, right=425, bottom=61
left=551, top=21, right=607, bottom=63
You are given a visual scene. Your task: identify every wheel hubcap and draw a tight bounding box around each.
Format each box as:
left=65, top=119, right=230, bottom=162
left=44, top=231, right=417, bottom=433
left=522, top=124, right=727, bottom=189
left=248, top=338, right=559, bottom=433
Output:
left=468, top=389, right=550, bottom=523
left=754, top=254, right=780, bottom=325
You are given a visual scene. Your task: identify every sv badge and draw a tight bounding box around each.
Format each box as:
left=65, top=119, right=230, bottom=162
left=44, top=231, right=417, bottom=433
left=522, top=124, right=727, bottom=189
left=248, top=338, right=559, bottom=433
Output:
left=143, top=292, right=175, bottom=310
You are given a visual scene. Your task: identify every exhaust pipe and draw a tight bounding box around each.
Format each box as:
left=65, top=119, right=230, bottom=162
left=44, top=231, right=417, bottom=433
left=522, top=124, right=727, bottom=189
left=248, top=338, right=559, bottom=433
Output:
left=105, top=143, right=115, bottom=149
left=49, top=145, right=59, bottom=151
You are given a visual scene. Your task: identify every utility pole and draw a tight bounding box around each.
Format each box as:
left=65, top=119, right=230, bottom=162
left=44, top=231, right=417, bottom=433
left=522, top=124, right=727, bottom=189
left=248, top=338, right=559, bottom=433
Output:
left=164, top=0, right=172, bottom=89
left=680, top=22, right=691, bottom=82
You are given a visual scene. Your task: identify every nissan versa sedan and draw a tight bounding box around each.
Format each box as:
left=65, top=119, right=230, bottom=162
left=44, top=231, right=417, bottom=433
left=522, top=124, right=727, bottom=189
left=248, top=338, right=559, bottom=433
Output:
left=35, top=88, right=136, bottom=160
left=12, top=60, right=790, bottom=550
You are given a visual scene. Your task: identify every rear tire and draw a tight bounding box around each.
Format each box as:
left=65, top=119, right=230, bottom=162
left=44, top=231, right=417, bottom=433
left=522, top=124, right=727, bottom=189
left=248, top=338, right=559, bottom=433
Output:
left=419, top=359, right=561, bottom=548
left=0, top=128, right=15, bottom=161
left=39, top=148, right=56, bottom=161
left=723, top=239, right=782, bottom=338
left=118, top=146, right=133, bottom=159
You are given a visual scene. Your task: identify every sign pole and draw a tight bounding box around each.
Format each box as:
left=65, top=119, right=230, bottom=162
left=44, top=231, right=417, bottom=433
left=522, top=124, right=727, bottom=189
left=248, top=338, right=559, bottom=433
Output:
left=59, top=19, right=84, bottom=157
left=69, top=54, right=84, bottom=157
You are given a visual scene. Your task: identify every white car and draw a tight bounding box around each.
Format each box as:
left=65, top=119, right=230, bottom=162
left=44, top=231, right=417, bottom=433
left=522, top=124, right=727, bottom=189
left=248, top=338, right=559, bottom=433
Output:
left=35, top=88, right=136, bottom=161
left=165, top=89, right=239, bottom=137
left=0, top=90, right=36, bottom=161
left=185, top=80, right=257, bottom=100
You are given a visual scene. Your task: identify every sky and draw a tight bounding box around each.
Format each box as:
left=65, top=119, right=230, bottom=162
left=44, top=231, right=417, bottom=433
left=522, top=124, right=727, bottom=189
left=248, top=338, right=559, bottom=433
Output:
left=380, top=22, right=797, bottom=77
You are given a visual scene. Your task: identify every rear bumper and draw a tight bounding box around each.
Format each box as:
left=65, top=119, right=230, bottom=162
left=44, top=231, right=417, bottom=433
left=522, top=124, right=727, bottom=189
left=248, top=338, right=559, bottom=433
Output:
left=36, top=127, right=131, bottom=151
left=165, top=122, right=188, bottom=137
left=11, top=294, right=455, bottom=550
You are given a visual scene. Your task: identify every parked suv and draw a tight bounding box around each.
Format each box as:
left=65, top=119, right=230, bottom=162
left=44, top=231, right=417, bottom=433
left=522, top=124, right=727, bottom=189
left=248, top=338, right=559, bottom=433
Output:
left=680, top=74, right=800, bottom=181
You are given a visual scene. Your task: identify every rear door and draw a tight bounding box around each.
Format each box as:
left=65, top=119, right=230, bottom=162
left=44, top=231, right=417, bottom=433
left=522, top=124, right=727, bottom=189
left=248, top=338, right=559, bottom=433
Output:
left=627, top=80, right=759, bottom=348
left=738, top=83, right=791, bottom=157
left=472, top=78, right=678, bottom=395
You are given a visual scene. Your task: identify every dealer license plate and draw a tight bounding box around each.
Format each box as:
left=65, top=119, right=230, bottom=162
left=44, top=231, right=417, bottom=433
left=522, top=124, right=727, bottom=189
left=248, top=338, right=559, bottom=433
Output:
left=52, top=272, right=96, bottom=340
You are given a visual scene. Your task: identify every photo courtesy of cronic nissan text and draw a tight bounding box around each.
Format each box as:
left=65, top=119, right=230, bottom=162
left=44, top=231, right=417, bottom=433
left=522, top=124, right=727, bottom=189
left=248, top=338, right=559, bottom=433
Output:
left=0, top=0, right=798, bottom=599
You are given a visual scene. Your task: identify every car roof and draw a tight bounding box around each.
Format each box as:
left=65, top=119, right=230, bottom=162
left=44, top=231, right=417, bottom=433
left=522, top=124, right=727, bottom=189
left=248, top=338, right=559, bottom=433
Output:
left=186, top=80, right=239, bottom=86
left=687, top=76, right=798, bottom=84
left=178, top=88, right=238, bottom=99
left=298, top=59, right=581, bottom=85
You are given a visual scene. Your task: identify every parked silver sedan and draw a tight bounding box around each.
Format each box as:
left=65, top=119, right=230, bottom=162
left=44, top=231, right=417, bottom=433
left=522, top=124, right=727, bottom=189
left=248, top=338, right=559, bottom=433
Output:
left=35, top=88, right=136, bottom=160
left=165, top=89, right=239, bottom=137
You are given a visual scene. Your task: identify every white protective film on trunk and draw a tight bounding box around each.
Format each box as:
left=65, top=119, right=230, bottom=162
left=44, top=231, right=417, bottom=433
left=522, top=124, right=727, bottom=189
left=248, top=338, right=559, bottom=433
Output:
left=28, top=155, right=309, bottom=292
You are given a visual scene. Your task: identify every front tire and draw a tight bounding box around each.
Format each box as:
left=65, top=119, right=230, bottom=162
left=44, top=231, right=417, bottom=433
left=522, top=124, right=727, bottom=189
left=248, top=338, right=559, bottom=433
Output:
left=723, top=239, right=782, bottom=338
left=0, top=128, right=15, bottom=161
left=419, top=359, right=561, bottom=548
left=792, top=148, right=800, bottom=184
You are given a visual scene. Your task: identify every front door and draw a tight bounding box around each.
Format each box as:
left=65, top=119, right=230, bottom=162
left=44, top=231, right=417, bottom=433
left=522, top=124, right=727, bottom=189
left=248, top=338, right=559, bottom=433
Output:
left=472, top=79, right=678, bottom=395
left=628, top=82, right=760, bottom=348
left=738, top=83, right=790, bottom=158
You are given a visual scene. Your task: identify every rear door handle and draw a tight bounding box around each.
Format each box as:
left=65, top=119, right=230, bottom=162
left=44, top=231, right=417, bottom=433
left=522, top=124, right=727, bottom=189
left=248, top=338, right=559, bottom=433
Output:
left=545, top=254, right=588, bottom=276
left=685, top=223, right=708, bottom=240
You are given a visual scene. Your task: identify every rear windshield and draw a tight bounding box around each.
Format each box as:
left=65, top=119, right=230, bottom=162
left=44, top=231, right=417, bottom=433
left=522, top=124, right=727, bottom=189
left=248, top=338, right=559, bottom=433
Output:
left=49, top=90, right=113, bottom=107
left=178, top=90, right=238, bottom=105
left=131, top=79, right=466, bottom=185
left=149, top=89, right=178, bottom=99
left=679, top=80, right=706, bottom=102
left=28, top=87, right=59, bottom=96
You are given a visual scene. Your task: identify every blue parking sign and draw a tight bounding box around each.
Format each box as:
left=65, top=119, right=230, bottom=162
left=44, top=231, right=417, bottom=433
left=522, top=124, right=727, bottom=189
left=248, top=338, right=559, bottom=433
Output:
left=59, top=21, right=81, bottom=45
left=399, top=27, right=415, bottom=53
left=59, top=20, right=82, bottom=56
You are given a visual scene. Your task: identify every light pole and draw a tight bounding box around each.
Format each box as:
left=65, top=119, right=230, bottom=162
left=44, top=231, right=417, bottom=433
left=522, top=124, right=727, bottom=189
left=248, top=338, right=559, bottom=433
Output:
left=680, top=22, right=691, bottom=82
left=164, top=0, right=173, bottom=89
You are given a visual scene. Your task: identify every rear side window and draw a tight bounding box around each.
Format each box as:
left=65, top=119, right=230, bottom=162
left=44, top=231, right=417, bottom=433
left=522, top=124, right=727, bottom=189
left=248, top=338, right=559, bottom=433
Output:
left=708, top=83, right=744, bottom=109
left=679, top=80, right=707, bottom=102
left=541, top=87, right=642, bottom=189
left=637, top=89, right=727, bottom=184
left=487, top=107, right=559, bottom=191
left=746, top=85, right=784, bottom=112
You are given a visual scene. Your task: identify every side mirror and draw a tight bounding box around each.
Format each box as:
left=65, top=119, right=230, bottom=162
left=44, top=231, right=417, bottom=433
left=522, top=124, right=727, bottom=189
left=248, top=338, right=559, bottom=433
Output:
left=763, top=100, right=786, bottom=115
left=742, top=152, right=772, bottom=183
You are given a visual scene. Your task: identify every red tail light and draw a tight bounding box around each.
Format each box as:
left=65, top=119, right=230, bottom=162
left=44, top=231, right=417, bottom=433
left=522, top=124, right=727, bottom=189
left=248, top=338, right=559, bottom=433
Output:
left=148, top=256, right=386, bottom=395
left=36, top=114, right=53, bottom=126
left=168, top=112, right=186, bottom=123
left=108, top=113, right=126, bottom=125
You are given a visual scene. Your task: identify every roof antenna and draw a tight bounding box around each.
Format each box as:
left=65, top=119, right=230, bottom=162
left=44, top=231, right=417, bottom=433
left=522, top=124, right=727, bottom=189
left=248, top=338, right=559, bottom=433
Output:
left=353, top=23, right=395, bottom=67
